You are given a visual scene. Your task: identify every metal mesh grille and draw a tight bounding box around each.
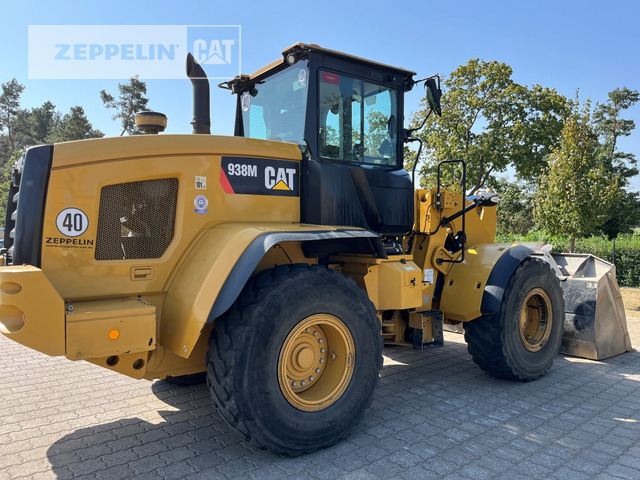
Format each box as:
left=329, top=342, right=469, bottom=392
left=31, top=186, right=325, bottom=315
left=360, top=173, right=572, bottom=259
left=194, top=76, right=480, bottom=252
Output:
left=95, top=178, right=178, bottom=260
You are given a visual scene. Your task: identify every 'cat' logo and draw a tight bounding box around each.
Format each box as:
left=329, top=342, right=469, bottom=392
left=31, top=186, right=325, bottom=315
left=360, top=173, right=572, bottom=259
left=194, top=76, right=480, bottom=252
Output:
left=265, top=167, right=296, bottom=191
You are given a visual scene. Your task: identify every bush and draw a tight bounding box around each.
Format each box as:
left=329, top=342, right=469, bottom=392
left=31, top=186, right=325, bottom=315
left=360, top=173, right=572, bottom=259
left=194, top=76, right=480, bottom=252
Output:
left=495, top=232, right=640, bottom=287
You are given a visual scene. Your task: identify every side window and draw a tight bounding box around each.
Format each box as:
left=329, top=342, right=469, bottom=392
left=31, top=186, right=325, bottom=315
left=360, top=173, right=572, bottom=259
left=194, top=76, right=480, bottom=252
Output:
left=318, top=70, right=397, bottom=166
left=323, top=107, right=341, bottom=158
left=363, top=89, right=397, bottom=162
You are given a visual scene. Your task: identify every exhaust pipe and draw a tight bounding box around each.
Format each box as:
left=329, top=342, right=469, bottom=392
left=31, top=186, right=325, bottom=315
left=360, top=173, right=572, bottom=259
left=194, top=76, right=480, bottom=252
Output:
left=186, top=53, right=211, bottom=134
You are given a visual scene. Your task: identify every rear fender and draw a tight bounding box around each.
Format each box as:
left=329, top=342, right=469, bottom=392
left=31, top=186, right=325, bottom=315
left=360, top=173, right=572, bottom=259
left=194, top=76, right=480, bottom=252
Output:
left=162, top=224, right=384, bottom=358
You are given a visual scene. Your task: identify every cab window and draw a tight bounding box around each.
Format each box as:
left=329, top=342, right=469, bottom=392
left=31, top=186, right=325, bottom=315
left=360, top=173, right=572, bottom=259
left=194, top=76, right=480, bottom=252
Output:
left=318, top=70, right=398, bottom=166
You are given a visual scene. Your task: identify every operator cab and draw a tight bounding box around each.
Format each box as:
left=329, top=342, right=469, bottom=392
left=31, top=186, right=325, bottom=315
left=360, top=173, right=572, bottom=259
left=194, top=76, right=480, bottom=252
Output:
left=222, top=43, right=417, bottom=237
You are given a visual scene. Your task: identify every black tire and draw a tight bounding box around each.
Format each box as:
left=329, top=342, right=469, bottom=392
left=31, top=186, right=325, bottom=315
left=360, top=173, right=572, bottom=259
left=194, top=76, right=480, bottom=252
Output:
left=464, top=257, right=564, bottom=381
left=206, top=264, right=382, bottom=456
left=164, top=372, right=206, bottom=386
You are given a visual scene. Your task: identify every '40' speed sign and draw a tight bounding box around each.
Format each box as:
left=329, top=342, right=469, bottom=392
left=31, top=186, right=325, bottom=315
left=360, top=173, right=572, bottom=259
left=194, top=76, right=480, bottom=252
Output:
left=56, top=208, right=89, bottom=237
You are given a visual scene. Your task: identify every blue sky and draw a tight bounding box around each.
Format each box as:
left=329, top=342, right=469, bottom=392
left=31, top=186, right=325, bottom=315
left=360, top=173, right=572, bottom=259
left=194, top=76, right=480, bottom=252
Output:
left=2, top=0, right=639, bottom=191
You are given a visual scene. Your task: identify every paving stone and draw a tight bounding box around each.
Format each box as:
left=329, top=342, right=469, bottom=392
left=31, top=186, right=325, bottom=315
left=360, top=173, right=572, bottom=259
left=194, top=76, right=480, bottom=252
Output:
left=156, top=462, right=198, bottom=479
left=4, top=331, right=640, bottom=480
left=94, top=464, right=137, bottom=480
left=246, top=464, right=288, bottom=480
left=128, top=454, right=169, bottom=474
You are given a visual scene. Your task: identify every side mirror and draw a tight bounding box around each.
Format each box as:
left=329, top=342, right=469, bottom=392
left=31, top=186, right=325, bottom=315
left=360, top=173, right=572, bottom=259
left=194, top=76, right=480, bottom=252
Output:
left=474, top=191, right=500, bottom=207
left=425, top=78, right=442, bottom=117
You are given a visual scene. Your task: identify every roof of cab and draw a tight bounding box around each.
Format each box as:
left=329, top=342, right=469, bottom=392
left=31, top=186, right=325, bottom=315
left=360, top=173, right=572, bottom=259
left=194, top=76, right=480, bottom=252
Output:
left=248, top=43, right=417, bottom=80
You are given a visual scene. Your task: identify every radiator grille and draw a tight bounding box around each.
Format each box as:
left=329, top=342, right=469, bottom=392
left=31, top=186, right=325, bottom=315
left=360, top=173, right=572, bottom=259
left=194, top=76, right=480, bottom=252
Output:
left=95, top=178, right=178, bottom=260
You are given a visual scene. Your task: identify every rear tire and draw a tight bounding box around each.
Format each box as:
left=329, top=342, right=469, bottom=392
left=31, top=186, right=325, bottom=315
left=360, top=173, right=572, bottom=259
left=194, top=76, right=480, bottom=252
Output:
left=206, top=264, right=382, bottom=455
left=464, top=257, right=564, bottom=381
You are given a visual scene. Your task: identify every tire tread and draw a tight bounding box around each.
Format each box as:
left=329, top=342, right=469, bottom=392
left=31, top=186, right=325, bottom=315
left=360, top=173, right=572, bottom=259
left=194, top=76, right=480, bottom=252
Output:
left=206, top=263, right=381, bottom=455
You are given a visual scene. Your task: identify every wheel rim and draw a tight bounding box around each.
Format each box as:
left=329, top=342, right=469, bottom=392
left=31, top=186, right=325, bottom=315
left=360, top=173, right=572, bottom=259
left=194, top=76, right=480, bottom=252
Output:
left=278, top=314, right=355, bottom=412
left=519, top=288, right=553, bottom=352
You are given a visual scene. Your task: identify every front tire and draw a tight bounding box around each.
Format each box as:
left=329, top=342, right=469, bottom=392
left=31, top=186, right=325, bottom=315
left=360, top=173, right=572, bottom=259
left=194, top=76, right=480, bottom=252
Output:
left=206, top=264, right=382, bottom=455
left=464, top=257, right=564, bottom=381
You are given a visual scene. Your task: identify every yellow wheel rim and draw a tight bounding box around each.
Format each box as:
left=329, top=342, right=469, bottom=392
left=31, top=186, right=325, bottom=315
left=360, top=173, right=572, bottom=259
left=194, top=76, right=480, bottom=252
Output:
left=278, top=314, right=355, bottom=412
left=519, top=288, right=553, bottom=352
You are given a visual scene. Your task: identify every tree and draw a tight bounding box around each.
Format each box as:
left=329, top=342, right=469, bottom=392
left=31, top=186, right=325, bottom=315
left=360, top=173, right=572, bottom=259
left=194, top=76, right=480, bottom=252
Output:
left=489, top=178, right=536, bottom=236
left=100, top=76, right=149, bottom=136
left=0, top=79, right=25, bottom=153
left=12, top=101, right=58, bottom=147
left=592, top=87, right=640, bottom=238
left=412, top=59, right=568, bottom=193
left=535, top=99, right=623, bottom=251
left=27, top=101, right=58, bottom=144
left=598, top=191, right=640, bottom=239
left=593, top=87, right=639, bottom=171
left=48, top=106, right=103, bottom=142
left=509, top=85, right=570, bottom=179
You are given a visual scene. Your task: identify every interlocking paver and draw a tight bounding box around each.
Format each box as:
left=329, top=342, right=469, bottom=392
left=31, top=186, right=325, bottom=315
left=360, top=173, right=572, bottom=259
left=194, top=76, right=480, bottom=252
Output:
left=3, top=328, right=640, bottom=480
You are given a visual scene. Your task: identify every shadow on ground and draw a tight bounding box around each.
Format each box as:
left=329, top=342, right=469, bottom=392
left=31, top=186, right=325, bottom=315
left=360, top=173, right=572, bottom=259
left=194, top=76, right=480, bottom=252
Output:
left=46, top=338, right=640, bottom=480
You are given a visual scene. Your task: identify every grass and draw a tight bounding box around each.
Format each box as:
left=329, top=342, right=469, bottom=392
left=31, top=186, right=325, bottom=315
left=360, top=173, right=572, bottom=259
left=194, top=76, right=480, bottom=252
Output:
left=621, top=287, right=640, bottom=317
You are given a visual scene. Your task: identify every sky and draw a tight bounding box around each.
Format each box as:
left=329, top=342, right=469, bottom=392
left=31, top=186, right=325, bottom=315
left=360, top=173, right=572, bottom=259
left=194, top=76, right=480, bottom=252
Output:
left=1, top=0, right=639, bottom=191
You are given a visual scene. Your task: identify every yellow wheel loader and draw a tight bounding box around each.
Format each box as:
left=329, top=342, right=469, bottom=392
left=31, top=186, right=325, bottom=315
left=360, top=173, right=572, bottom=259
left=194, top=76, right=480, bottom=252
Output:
left=0, top=44, right=631, bottom=456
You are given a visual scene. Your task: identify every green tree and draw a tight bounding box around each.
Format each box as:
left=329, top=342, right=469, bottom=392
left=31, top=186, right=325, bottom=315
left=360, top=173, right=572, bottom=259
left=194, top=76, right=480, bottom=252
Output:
left=100, top=76, right=149, bottom=136
left=535, top=99, right=623, bottom=251
left=412, top=59, right=568, bottom=193
left=12, top=101, right=58, bottom=147
left=593, top=87, right=639, bottom=170
left=509, top=85, right=570, bottom=179
left=0, top=79, right=25, bottom=153
left=592, top=87, right=640, bottom=238
left=27, top=101, right=58, bottom=144
left=598, top=191, right=640, bottom=239
left=489, top=178, right=536, bottom=235
left=48, top=106, right=103, bottom=142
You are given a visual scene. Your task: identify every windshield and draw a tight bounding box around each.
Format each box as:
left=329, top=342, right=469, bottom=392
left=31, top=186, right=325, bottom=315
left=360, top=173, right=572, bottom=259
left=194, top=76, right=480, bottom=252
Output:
left=240, top=60, right=309, bottom=146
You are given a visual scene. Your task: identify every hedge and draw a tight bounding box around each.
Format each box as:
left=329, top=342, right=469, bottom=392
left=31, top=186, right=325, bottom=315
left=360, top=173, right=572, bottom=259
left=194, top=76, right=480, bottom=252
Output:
left=495, top=232, right=640, bottom=287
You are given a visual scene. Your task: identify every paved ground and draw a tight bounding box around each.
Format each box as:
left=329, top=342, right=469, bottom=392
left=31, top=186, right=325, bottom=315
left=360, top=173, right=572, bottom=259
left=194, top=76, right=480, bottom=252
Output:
left=2, top=320, right=640, bottom=480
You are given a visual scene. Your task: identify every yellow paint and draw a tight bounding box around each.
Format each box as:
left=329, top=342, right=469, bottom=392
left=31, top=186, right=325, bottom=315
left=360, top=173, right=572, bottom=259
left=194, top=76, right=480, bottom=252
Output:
left=66, top=298, right=156, bottom=360
left=278, top=314, right=355, bottom=412
left=336, top=255, right=423, bottom=311
left=410, top=188, right=498, bottom=313
left=162, top=223, right=360, bottom=358
left=41, top=135, right=302, bottom=301
left=51, top=134, right=301, bottom=168
left=439, top=243, right=512, bottom=322
left=0, top=266, right=65, bottom=356
left=144, top=324, right=213, bottom=380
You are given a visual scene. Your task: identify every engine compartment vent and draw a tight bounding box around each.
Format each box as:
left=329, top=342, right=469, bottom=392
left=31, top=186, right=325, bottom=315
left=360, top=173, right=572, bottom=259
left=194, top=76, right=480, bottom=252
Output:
left=95, top=178, right=179, bottom=261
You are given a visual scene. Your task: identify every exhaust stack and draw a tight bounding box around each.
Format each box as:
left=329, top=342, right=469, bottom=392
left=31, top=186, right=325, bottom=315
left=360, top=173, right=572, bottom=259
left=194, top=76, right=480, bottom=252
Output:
left=186, top=53, right=211, bottom=134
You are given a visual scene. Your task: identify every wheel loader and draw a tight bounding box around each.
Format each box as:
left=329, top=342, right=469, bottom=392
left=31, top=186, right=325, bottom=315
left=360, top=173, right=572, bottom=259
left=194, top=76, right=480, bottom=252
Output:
left=0, top=43, right=632, bottom=456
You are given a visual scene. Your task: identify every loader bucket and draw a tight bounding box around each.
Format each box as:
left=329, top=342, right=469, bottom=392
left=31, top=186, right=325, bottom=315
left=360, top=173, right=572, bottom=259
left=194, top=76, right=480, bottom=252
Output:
left=549, top=253, right=633, bottom=360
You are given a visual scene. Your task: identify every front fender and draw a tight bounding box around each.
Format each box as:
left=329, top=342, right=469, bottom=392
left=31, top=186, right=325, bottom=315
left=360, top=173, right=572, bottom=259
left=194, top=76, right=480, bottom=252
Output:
left=439, top=244, right=533, bottom=322
left=162, top=223, right=383, bottom=358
